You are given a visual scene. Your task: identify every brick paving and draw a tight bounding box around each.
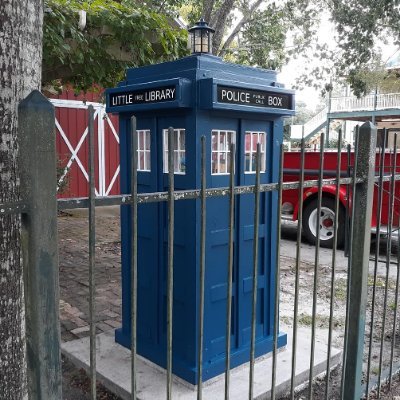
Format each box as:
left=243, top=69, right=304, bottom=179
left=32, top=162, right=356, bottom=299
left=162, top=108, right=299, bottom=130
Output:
left=58, top=207, right=122, bottom=342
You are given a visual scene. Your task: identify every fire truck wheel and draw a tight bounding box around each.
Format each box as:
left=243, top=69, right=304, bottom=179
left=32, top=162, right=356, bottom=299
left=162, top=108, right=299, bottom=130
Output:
left=302, top=197, right=345, bottom=248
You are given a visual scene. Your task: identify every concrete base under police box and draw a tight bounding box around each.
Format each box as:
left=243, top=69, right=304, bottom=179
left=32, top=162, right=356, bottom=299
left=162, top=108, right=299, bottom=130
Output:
left=61, top=328, right=342, bottom=400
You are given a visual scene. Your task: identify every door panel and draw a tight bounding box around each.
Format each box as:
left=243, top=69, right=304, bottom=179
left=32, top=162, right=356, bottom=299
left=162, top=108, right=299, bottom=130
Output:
left=237, top=119, right=271, bottom=346
left=135, top=117, right=159, bottom=343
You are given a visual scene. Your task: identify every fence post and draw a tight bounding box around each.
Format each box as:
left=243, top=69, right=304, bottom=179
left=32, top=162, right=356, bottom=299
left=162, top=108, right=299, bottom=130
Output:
left=19, top=90, right=62, bottom=399
left=343, top=121, right=376, bottom=399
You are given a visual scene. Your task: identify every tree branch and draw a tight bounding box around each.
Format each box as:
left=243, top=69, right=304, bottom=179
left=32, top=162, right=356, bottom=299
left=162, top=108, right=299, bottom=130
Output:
left=218, top=0, right=263, bottom=56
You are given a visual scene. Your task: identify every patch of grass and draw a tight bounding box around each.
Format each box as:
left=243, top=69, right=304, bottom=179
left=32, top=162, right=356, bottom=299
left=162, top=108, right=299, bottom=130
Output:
left=368, top=276, right=386, bottom=288
left=280, top=315, right=292, bottom=325
left=298, top=313, right=313, bottom=326
left=367, top=276, right=397, bottom=290
left=297, top=313, right=345, bottom=328
left=335, top=278, right=347, bottom=301
left=371, top=366, right=380, bottom=375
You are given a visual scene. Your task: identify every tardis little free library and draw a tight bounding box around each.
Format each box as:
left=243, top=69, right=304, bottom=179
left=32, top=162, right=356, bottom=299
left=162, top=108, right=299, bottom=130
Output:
left=106, top=45, right=295, bottom=384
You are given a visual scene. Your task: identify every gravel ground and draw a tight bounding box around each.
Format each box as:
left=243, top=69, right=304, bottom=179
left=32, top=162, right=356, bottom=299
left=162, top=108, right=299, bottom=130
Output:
left=58, top=209, right=400, bottom=399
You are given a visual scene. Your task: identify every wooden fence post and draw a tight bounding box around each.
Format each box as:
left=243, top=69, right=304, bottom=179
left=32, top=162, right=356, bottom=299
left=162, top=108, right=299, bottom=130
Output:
left=19, top=90, right=62, bottom=399
left=343, top=121, right=377, bottom=399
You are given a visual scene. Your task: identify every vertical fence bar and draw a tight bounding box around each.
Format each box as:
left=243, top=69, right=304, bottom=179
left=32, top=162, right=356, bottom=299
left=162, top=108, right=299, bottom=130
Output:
left=341, top=127, right=359, bottom=398
left=325, top=129, right=343, bottom=400
left=308, top=132, right=325, bottom=400
left=130, top=116, right=138, bottom=400
left=387, top=134, right=397, bottom=388
left=197, top=136, right=207, bottom=400
left=225, top=143, right=235, bottom=400
left=290, top=138, right=306, bottom=400
left=167, top=127, right=175, bottom=400
left=345, top=144, right=352, bottom=258
left=271, top=145, right=284, bottom=400
left=377, top=142, right=396, bottom=395
left=249, top=144, right=261, bottom=400
left=365, top=129, right=387, bottom=398
left=88, top=105, right=97, bottom=400
left=342, top=122, right=377, bottom=400
left=19, top=90, right=62, bottom=399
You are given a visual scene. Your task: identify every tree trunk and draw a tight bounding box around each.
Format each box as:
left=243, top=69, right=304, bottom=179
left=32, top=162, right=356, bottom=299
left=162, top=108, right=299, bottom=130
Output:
left=0, top=1, right=43, bottom=399
left=210, top=0, right=236, bottom=54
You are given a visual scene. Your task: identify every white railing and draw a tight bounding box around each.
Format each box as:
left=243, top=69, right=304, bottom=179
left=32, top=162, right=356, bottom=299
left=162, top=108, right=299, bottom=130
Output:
left=291, top=92, right=400, bottom=141
left=331, top=93, right=400, bottom=112
left=302, top=107, right=328, bottom=137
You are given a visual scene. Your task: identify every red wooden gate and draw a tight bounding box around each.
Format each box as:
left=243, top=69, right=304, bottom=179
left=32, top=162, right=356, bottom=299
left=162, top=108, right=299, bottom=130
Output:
left=48, top=91, right=120, bottom=198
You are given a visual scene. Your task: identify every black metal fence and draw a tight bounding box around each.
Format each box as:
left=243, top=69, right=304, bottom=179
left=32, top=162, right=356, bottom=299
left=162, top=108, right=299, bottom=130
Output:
left=1, top=92, right=400, bottom=399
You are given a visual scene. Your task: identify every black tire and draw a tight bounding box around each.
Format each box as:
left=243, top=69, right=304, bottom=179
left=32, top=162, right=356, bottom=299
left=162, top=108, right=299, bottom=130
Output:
left=302, top=197, right=345, bottom=248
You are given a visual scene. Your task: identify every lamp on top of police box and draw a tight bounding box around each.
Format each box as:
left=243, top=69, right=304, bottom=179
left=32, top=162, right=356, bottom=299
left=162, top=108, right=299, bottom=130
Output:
left=188, top=18, right=215, bottom=55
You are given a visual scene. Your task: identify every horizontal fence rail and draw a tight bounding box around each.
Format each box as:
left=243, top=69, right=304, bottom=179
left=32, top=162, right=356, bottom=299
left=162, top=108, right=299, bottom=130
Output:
left=54, top=174, right=399, bottom=210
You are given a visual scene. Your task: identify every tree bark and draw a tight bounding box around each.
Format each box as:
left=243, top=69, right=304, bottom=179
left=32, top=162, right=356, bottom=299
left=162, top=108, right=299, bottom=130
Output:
left=210, top=0, right=236, bottom=53
left=203, top=0, right=216, bottom=24
left=0, top=1, right=43, bottom=399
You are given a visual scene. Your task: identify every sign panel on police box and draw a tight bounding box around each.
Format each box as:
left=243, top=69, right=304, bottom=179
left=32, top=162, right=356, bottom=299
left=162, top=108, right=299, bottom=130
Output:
left=109, top=85, right=176, bottom=107
left=217, top=85, right=292, bottom=109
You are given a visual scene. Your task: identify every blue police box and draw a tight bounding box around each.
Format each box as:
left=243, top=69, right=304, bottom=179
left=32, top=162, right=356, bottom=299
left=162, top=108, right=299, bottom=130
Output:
left=106, top=28, right=295, bottom=384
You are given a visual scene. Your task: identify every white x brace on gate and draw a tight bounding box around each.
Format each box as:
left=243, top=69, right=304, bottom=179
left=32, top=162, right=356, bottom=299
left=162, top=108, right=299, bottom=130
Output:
left=50, top=98, right=120, bottom=197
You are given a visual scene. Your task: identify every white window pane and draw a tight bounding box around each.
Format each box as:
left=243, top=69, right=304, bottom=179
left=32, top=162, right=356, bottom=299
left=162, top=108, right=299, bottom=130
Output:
left=163, top=129, right=185, bottom=174
left=145, top=151, right=150, bottom=170
left=245, top=133, right=251, bottom=152
left=245, top=154, right=251, bottom=172
left=261, top=133, right=265, bottom=152
left=252, top=134, right=259, bottom=152
left=212, top=132, right=218, bottom=150
left=219, top=131, right=225, bottom=151
left=180, top=152, right=186, bottom=173
left=219, top=153, right=227, bottom=174
left=227, top=131, right=233, bottom=147
left=212, top=152, right=218, bottom=174
left=164, top=151, right=168, bottom=172
left=251, top=153, right=256, bottom=172
left=140, top=151, right=145, bottom=171
left=145, top=131, right=150, bottom=150
left=212, top=130, right=235, bottom=175
left=179, top=130, right=185, bottom=150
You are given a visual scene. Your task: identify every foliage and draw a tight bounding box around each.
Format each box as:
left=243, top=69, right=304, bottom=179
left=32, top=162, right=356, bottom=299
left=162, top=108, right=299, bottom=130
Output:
left=43, top=0, right=400, bottom=97
left=43, top=0, right=188, bottom=92
left=121, top=0, right=188, bottom=14
left=182, top=0, right=320, bottom=73
left=227, top=6, right=287, bottom=70
left=295, top=0, right=400, bottom=96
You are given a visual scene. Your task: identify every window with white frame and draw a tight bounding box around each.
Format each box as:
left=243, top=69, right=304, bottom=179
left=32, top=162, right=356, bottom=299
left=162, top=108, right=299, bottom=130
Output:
left=137, top=130, right=151, bottom=172
left=163, top=128, right=186, bottom=174
left=245, top=131, right=266, bottom=173
left=211, top=130, right=236, bottom=175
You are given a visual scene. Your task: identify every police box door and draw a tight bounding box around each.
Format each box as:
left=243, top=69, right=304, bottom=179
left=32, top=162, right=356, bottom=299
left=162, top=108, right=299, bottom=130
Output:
left=134, top=116, right=160, bottom=349
left=204, top=116, right=274, bottom=365
left=155, top=115, right=194, bottom=361
left=236, top=118, right=274, bottom=351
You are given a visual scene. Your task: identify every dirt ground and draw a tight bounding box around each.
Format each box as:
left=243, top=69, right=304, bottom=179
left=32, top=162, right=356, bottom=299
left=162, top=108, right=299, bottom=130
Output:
left=58, top=208, right=400, bottom=399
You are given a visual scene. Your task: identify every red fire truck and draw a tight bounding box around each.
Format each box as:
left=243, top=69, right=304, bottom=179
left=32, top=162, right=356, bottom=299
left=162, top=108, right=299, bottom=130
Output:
left=281, top=151, right=400, bottom=248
